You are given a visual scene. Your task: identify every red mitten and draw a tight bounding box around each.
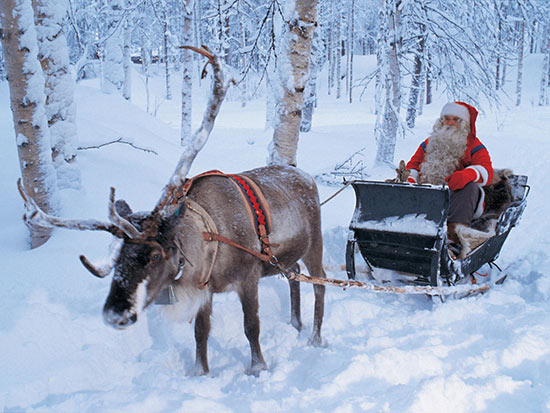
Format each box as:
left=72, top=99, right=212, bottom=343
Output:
left=445, top=169, right=477, bottom=191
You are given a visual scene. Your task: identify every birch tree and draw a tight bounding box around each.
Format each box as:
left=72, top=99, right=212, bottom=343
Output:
left=301, top=28, right=324, bottom=132
left=540, top=24, right=550, bottom=106
left=374, top=0, right=401, bottom=166
left=102, top=0, right=124, bottom=94
left=515, top=19, right=525, bottom=106
left=181, top=0, right=193, bottom=144
left=32, top=0, right=81, bottom=190
left=1, top=0, right=60, bottom=248
left=268, top=0, right=317, bottom=167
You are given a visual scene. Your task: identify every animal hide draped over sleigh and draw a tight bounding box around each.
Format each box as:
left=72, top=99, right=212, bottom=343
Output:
left=453, top=169, right=514, bottom=258
left=471, top=168, right=514, bottom=231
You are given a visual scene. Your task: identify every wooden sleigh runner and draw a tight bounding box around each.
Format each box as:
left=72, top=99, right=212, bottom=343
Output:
left=344, top=175, right=529, bottom=296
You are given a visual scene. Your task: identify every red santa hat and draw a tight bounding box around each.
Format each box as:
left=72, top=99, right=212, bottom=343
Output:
left=440, top=101, right=478, bottom=139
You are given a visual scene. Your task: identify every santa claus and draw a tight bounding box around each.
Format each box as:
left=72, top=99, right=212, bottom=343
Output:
left=406, top=102, right=494, bottom=256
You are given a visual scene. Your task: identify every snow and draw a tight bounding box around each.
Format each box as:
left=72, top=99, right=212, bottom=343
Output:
left=354, top=213, right=439, bottom=236
left=1, top=54, right=550, bottom=412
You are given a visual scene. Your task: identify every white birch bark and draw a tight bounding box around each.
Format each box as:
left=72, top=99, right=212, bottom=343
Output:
left=301, top=28, right=322, bottom=132
left=374, top=0, right=400, bottom=166
left=122, top=16, right=131, bottom=100
left=162, top=19, right=172, bottom=100
left=32, top=0, right=81, bottom=190
left=539, top=27, right=549, bottom=106
left=516, top=20, right=525, bottom=107
left=1, top=0, right=60, bottom=248
left=268, top=0, right=317, bottom=167
left=102, top=0, right=124, bottom=94
left=348, top=0, right=355, bottom=103
left=335, top=11, right=342, bottom=99
left=180, top=0, right=193, bottom=145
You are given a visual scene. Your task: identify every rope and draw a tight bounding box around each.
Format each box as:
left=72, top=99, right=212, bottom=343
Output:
left=282, top=270, right=490, bottom=296
left=320, top=180, right=355, bottom=206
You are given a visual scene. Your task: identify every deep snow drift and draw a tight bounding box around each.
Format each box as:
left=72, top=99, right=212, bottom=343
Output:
left=1, top=56, right=549, bottom=412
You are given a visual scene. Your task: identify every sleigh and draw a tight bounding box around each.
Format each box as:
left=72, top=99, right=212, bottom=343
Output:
left=345, top=175, right=529, bottom=291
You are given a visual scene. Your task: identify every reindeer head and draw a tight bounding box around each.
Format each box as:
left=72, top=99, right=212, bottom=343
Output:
left=18, top=179, right=191, bottom=328
left=101, top=201, right=189, bottom=329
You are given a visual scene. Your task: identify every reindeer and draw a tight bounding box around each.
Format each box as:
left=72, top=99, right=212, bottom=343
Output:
left=18, top=46, right=326, bottom=376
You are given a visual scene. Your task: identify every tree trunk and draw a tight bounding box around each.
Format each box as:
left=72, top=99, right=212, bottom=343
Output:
left=32, top=0, right=81, bottom=190
left=406, top=24, right=425, bottom=128
left=1, top=0, right=60, bottom=248
left=141, top=45, right=151, bottom=114
left=181, top=0, right=193, bottom=145
left=540, top=51, right=549, bottom=106
left=495, top=18, right=502, bottom=90
left=348, top=0, right=355, bottom=103
left=301, top=29, right=322, bottom=133
left=540, top=29, right=550, bottom=107
left=335, top=13, right=342, bottom=99
left=516, top=20, right=525, bottom=107
left=163, top=20, right=172, bottom=100
left=268, top=0, right=317, bottom=166
left=102, top=0, right=124, bottom=94
left=374, top=0, right=401, bottom=166
left=122, top=16, right=131, bottom=100
left=425, top=52, right=432, bottom=105
left=327, top=1, right=333, bottom=95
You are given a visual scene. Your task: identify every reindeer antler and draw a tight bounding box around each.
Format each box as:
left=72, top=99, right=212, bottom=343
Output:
left=17, top=179, right=127, bottom=237
left=152, top=45, right=234, bottom=218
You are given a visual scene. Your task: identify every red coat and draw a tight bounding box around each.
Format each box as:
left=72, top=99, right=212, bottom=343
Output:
left=406, top=136, right=494, bottom=186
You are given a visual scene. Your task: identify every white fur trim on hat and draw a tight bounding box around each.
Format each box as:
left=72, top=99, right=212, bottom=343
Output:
left=440, top=102, right=470, bottom=123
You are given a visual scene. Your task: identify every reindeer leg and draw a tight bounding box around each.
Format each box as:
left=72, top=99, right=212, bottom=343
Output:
left=288, top=263, right=302, bottom=332
left=302, top=241, right=326, bottom=347
left=193, top=298, right=212, bottom=375
left=238, top=279, right=268, bottom=376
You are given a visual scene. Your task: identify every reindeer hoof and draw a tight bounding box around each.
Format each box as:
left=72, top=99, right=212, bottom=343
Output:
left=290, top=316, right=302, bottom=332
left=192, top=362, right=209, bottom=376
left=246, top=361, right=268, bottom=376
left=308, top=334, right=323, bottom=347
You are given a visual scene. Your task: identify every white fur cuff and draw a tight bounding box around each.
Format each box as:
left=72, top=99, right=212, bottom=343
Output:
left=467, top=165, right=489, bottom=185
left=409, top=169, right=419, bottom=182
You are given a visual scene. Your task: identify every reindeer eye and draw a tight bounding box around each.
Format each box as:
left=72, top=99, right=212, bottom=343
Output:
left=151, top=252, right=162, bottom=262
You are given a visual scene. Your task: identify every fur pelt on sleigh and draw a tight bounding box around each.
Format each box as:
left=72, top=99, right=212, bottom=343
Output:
left=451, top=168, right=514, bottom=258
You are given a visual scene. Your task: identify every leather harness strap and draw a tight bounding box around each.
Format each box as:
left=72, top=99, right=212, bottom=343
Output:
left=177, top=170, right=278, bottom=266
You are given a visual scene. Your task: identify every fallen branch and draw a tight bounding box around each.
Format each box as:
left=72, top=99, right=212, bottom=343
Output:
left=78, top=138, right=158, bottom=155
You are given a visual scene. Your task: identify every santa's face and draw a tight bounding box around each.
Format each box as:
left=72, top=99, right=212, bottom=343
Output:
left=441, top=115, right=462, bottom=128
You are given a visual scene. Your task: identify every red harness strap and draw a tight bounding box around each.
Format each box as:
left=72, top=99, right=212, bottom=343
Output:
left=178, top=170, right=277, bottom=261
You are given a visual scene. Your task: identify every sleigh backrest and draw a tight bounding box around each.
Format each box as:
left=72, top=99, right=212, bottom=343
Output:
left=508, top=174, right=528, bottom=203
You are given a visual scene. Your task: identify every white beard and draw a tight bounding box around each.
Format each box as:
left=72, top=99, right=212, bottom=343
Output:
left=420, top=119, right=469, bottom=184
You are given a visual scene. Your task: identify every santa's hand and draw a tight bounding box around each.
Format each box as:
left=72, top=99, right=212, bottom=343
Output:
left=445, top=169, right=477, bottom=191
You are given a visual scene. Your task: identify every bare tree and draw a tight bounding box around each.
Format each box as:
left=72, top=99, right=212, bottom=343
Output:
left=1, top=0, right=60, bottom=248
left=268, top=0, right=318, bottom=166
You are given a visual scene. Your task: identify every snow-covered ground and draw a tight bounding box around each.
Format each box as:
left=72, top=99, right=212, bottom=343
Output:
left=1, top=55, right=549, bottom=412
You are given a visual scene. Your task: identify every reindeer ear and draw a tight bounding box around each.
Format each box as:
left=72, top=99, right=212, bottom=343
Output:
left=115, top=200, right=133, bottom=218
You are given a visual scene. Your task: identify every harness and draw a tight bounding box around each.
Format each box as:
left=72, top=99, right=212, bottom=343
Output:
left=172, top=170, right=279, bottom=288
